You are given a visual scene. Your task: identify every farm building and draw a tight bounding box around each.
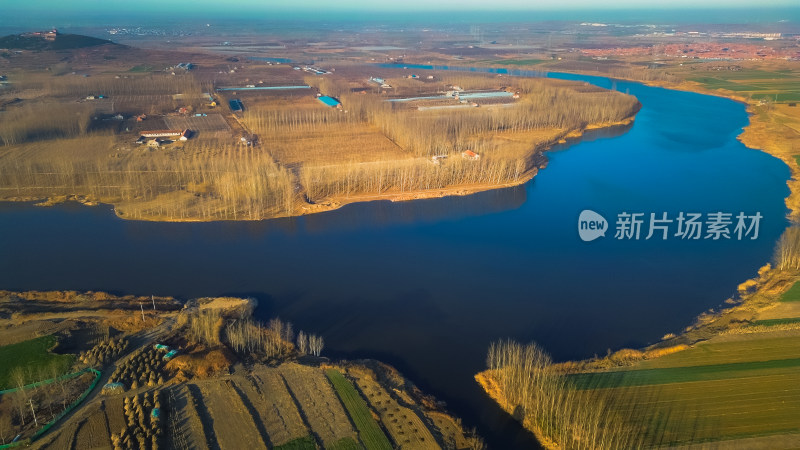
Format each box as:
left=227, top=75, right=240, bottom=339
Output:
left=318, top=96, right=342, bottom=108
left=229, top=99, right=244, bottom=112
left=462, top=150, right=480, bottom=160
left=140, top=130, right=184, bottom=138
left=137, top=129, right=192, bottom=145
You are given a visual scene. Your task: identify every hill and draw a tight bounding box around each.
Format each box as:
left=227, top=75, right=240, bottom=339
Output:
left=0, top=33, right=113, bottom=51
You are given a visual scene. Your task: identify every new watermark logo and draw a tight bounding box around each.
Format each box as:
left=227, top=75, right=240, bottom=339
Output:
left=578, top=210, right=608, bottom=242
left=578, top=210, right=762, bottom=242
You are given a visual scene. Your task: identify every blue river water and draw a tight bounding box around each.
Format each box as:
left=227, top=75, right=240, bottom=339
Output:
left=0, top=70, right=790, bottom=448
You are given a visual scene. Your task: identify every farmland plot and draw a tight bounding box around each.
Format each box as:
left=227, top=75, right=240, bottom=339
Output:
left=346, top=367, right=440, bottom=449
left=73, top=403, right=112, bottom=449
left=239, top=369, right=309, bottom=446
left=278, top=363, right=357, bottom=447
left=166, top=384, right=215, bottom=450
left=103, top=397, right=128, bottom=438
left=325, top=369, right=393, bottom=450
left=164, top=114, right=232, bottom=137
left=193, top=380, right=268, bottom=450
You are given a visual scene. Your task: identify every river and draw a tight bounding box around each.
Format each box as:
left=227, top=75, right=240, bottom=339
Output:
left=0, top=70, right=790, bottom=449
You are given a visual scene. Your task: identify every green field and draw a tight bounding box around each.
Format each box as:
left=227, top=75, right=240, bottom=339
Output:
left=129, top=64, right=155, bottom=72
left=274, top=436, right=317, bottom=450
left=325, top=369, right=393, bottom=450
left=491, top=59, right=547, bottom=66
left=780, top=281, right=800, bottom=302
left=569, top=332, right=800, bottom=444
left=689, top=69, right=800, bottom=103
left=0, top=335, right=75, bottom=389
left=752, top=317, right=800, bottom=327
left=569, top=357, right=800, bottom=389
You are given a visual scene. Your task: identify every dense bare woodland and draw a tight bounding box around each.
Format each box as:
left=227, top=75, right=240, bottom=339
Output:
left=246, top=77, right=639, bottom=206
left=484, top=340, right=663, bottom=449
left=184, top=309, right=323, bottom=359
left=0, top=70, right=638, bottom=221
left=774, top=226, right=800, bottom=270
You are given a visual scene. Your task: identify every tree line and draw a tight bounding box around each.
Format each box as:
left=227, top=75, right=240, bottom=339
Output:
left=485, top=339, right=663, bottom=449
left=185, top=309, right=325, bottom=360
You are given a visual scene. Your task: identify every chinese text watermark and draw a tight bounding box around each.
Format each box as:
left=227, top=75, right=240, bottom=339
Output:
left=579, top=210, right=762, bottom=242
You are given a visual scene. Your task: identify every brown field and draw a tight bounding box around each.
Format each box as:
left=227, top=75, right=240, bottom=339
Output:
left=0, top=319, right=78, bottom=346
left=245, top=368, right=309, bottom=446
left=166, top=384, right=212, bottom=450
left=73, top=403, right=113, bottom=449
left=194, top=380, right=268, bottom=450
left=346, top=366, right=440, bottom=449
left=163, top=114, right=232, bottom=136
left=103, top=397, right=128, bottom=438
left=278, top=363, right=357, bottom=447
left=260, top=121, right=408, bottom=166
left=43, top=419, right=80, bottom=450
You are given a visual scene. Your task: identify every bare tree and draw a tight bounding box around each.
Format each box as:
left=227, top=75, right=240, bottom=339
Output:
left=308, top=334, right=324, bottom=357
left=485, top=339, right=654, bottom=449
left=296, top=331, right=308, bottom=355
left=775, top=226, right=800, bottom=270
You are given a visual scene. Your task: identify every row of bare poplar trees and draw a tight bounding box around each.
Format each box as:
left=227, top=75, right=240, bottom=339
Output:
left=244, top=75, right=638, bottom=203
left=0, top=140, right=296, bottom=220
left=775, top=226, right=800, bottom=270
left=186, top=309, right=324, bottom=359
left=486, top=339, right=653, bottom=449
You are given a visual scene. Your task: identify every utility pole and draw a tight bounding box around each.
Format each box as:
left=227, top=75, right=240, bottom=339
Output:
left=151, top=295, right=156, bottom=311
left=140, top=302, right=145, bottom=322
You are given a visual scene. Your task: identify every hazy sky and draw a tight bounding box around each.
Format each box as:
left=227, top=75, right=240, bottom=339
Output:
left=4, top=0, right=798, bottom=12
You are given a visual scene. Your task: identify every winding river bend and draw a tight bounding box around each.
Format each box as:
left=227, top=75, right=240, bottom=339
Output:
left=0, top=71, right=790, bottom=448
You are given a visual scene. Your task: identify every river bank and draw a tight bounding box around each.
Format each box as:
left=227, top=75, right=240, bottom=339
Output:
left=12, top=115, right=636, bottom=223
left=542, top=67, right=800, bottom=222
left=0, top=68, right=788, bottom=449
left=296, top=116, right=635, bottom=220
left=468, top=62, right=800, bottom=449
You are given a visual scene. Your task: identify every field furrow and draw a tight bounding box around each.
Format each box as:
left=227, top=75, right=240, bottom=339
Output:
left=278, top=363, right=356, bottom=447
left=240, top=369, right=309, bottom=446
left=194, top=380, right=268, bottom=450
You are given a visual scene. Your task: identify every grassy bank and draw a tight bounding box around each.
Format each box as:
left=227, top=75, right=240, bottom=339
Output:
left=0, top=335, right=75, bottom=389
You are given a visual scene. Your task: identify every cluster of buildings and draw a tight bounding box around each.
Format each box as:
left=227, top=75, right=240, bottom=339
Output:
left=135, top=130, right=192, bottom=147
left=294, top=66, right=329, bottom=75
left=581, top=43, right=800, bottom=60
left=22, top=29, right=57, bottom=41
left=369, top=77, right=392, bottom=89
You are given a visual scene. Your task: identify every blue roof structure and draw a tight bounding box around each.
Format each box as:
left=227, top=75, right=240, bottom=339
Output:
left=318, top=96, right=341, bottom=107
left=229, top=99, right=243, bottom=111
